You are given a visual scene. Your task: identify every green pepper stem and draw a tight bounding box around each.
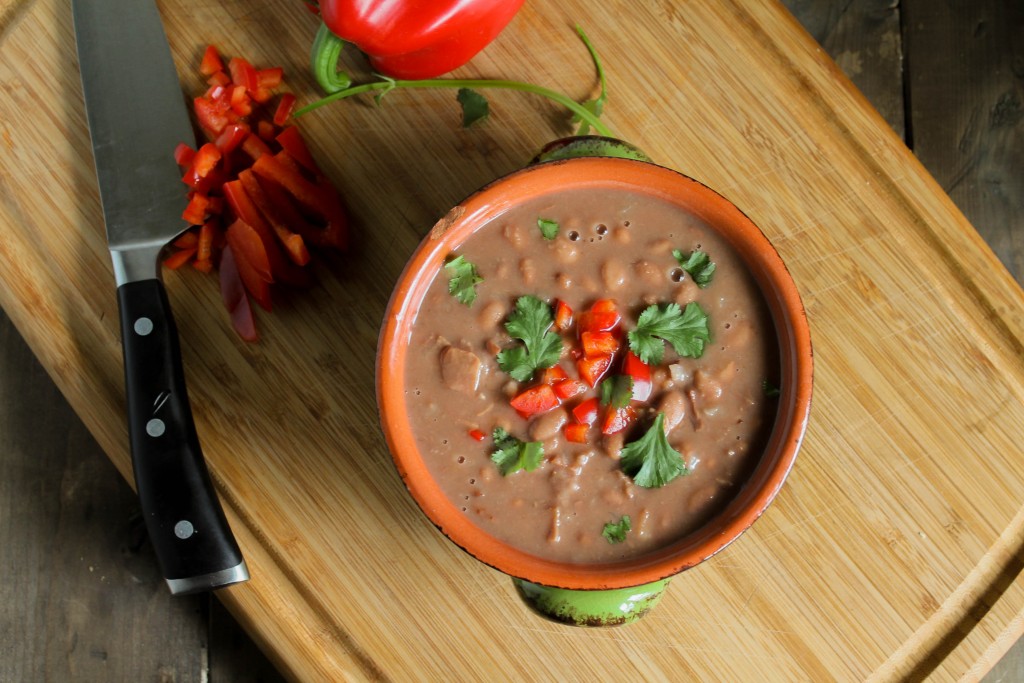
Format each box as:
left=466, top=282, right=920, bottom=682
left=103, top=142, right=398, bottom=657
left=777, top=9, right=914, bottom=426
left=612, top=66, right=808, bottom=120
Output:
left=299, top=26, right=613, bottom=137
left=295, top=77, right=613, bottom=137
left=311, top=22, right=352, bottom=94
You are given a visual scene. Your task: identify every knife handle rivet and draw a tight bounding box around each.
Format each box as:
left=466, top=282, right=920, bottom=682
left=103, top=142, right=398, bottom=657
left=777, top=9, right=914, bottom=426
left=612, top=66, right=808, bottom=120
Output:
left=146, top=418, right=166, bottom=437
left=174, top=520, right=194, bottom=539
left=133, top=317, right=154, bottom=336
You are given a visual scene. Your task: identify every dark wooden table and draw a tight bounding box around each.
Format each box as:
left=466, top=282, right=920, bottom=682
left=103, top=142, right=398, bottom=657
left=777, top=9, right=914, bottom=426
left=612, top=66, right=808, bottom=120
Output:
left=2, top=1, right=1021, bottom=680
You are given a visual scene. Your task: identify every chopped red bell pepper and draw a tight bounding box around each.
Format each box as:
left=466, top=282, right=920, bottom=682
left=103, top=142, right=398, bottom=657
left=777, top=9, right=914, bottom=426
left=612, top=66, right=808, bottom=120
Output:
left=182, top=193, right=210, bottom=226
left=553, top=379, right=587, bottom=400
left=601, top=405, right=636, bottom=436
left=554, top=300, right=573, bottom=331
left=580, top=330, right=619, bottom=357
left=578, top=299, right=621, bottom=334
left=225, top=219, right=273, bottom=311
left=563, top=423, right=589, bottom=444
left=572, top=397, right=600, bottom=426
left=577, top=354, right=613, bottom=388
left=540, top=365, right=569, bottom=385
left=623, top=351, right=653, bottom=402
left=510, top=384, right=560, bottom=418
left=257, top=67, right=284, bottom=89
left=316, top=0, right=525, bottom=80
left=174, top=143, right=195, bottom=168
left=214, top=123, right=250, bottom=154
left=199, top=45, right=224, bottom=76
left=468, top=429, right=486, bottom=442
left=218, top=245, right=259, bottom=342
left=275, top=126, right=321, bottom=176
left=228, top=57, right=259, bottom=93
left=164, top=247, right=197, bottom=270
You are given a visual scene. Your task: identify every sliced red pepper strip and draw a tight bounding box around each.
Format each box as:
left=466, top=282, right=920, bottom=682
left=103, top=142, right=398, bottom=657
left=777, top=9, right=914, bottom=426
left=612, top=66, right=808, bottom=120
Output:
left=563, top=423, right=589, bottom=444
left=510, top=384, right=559, bottom=418
left=240, top=133, right=273, bottom=161
left=275, top=126, right=321, bottom=175
left=164, top=247, right=196, bottom=270
left=199, top=45, right=224, bottom=76
left=225, top=219, right=273, bottom=310
left=218, top=245, right=259, bottom=342
left=239, top=169, right=311, bottom=266
left=252, top=174, right=327, bottom=247
left=572, top=397, right=600, bottom=426
left=622, top=351, right=653, bottom=402
left=214, top=123, right=250, bottom=154
left=172, top=231, right=199, bottom=249
left=577, top=354, right=613, bottom=387
left=182, top=193, right=210, bottom=226
left=273, top=93, right=297, bottom=127
left=252, top=153, right=350, bottom=249
left=224, top=179, right=311, bottom=288
left=197, top=220, right=217, bottom=262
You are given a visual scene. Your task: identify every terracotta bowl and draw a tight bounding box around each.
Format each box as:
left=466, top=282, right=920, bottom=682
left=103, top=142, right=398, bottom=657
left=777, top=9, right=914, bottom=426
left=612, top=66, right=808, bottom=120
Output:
left=377, top=154, right=813, bottom=623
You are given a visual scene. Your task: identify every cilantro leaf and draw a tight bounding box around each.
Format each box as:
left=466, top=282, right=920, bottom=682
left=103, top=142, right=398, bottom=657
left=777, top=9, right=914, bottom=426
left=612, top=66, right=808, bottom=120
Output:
left=598, top=375, right=633, bottom=408
left=537, top=217, right=559, bottom=240
left=456, top=88, right=489, bottom=127
left=627, top=302, right=710, bottom=365
left=673, top=249, right=716, bottom=288
left=496, top=296, right=563, bottom=381
left=619, top=413, right=688, bottom=488
left=444, top=255, right=483, bottom=306
left=602, top=515, right=631, bottom=544
left=491, top=427, right=544, bottom=476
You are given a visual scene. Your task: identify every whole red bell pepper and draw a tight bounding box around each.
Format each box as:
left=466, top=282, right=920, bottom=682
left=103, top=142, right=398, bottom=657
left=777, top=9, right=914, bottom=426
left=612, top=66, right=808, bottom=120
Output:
left=314, top=0, right=525, bottom=82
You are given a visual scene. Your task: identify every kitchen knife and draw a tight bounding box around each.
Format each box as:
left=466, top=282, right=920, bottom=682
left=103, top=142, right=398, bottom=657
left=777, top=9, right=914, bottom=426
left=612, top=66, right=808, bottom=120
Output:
left=73, top=0, right=248, bottom=594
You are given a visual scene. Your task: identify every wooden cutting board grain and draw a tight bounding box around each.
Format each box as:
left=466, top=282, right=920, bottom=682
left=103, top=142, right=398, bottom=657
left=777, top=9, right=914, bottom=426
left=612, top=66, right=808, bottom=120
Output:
left=1, top=0, right=1022, bottom=680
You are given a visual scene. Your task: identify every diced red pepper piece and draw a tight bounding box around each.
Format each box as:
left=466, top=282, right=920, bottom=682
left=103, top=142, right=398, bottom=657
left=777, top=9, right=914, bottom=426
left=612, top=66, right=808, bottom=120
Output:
left=181, top=143, right=222, bottom=190
left=578, top=299, right=620, bottom=334
left=554, top=299, right=573, bottom=331
left=197, top=220, right=217, bottom=262
left=207, top=70, right=231, bottom=87
left=273, top=93, right=297, bottom=126
left=199, top=45, right=224, bottom=76
left=601, top=405, right=636, bottom=436
left=563, top=423, right=589, bottom=444
left=468, top=429, right=486, bottom=442
left=214, top=123, right=249, bottom=154
left=580, top=330, right=619, bottom=357
left=577, top=354, right=613, bottom=387
left=510, top=384, right=559, bottom=418
left=218, top=245, right=259, bottom=342
left=622, top=351, right=653, bottom=402
left=173, top=143, right=195, bottom=168
left=193, top=96, right=231, bottom=135
left=164, top=247, right=196, bottom=270
left=572, top=397, right=600, bottom=426
left=257, top=67, right=284, bottom=89
left=275, top=126, right=321, bottom=175
left=182, top=193, right=210, bottom=226
left=250, top=87, right=273, bottom=103
left=540, top=365, right=568, bottom=385
left=228, top=57, right=259, bottom=92
left=553, top=379, right=587, bottom=401
left=229, top=85, right=252, bottom=116
left=257, top=120, right=277, bottom=141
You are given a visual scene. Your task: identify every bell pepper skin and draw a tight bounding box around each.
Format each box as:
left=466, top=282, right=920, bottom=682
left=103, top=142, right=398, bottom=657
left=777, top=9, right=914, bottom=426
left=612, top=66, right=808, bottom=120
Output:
left=318, top=0, right=525, bottom=80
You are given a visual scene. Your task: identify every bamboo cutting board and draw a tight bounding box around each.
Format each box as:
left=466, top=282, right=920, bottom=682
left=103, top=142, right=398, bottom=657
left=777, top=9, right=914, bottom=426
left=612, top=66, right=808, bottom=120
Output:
left=1, top=0, right=1023, bottom=680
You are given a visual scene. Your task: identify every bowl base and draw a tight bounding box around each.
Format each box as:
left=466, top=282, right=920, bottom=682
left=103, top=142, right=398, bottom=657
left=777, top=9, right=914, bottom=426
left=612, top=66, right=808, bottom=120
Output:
left=512, top=577, right=670, bottom=627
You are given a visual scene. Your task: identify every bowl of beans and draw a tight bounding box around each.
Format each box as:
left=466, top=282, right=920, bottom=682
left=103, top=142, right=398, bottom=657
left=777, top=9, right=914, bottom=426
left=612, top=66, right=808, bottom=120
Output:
left=377, top=148, right=812, bottom=625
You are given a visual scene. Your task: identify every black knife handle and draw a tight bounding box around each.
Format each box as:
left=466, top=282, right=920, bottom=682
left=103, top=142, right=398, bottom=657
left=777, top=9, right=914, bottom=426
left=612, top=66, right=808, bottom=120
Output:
left=117, top=278, right=248, bottom=594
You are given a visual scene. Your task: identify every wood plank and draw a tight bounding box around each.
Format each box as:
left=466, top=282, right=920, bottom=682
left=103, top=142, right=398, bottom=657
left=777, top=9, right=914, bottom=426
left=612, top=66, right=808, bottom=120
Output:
left=0, top=0, right=1022, bottom=680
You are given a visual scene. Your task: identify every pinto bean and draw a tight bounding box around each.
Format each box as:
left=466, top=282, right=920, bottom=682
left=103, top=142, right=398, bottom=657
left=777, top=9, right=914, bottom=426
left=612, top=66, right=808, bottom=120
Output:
left=477, top=301, right=506, bottom=331
left=555, top=272, right=573, bottom=290
left=674, top=277, right=700, bottom=304
left=603, top=432, right=625, bottom=459
left=520, top=258, right=535, bottom=285
left=503, top=222, right=525, bottom=247
left=648, top=238, right=673, bottom=254
left=552, top=238, right=580, bottom=264
left=601, top=259, right=627, bottom=290
left=613, top=226, right=632, bottom=244
left=529, top=408, right=568, bottom=441
left=657, top=390, right=687, bottom=434
left=694, top=369, right=723, bottom=404
left=633, top=259, right=663, bottom=285
left=439, top=346, right=481, bottom=394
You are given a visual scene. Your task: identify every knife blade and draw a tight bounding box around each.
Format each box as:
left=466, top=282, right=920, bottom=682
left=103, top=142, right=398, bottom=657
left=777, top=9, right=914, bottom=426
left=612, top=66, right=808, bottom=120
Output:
left=73, top=0, right=248, bottom=594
